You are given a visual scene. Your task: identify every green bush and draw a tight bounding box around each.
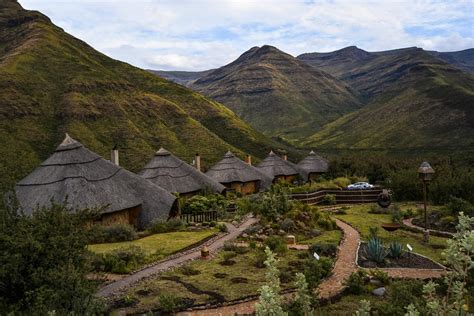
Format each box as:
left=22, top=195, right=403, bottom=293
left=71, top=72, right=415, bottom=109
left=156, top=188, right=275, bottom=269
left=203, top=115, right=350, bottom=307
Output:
left=321, top=194, right=337, bottom=205
left=254, top=184, right=292, bottom=221
left=264, top=236, right=287, bottom=254
left=148, top=218, right=184, bottom=234
left=303, top=257, right=333, bottom=290
left=332, top=177, right=351, bottom=189
left=218, top=223, right=228, bottom=233
left=88, top=224, right=138, bottom=244
left=308, top=243, right=338, bottom=258
left=445, top=196, right=474, bottom=217
left=280, top=218, right=296, bottom=232
left=157, top=293, right=181, bottom=313
left=92, top=246, right=146, bottom=274
left=344, top=270, right=369, bottom=295
left=374, top=280, right=426, bottom=316
left=182, top=194, right=229, bottom=214
left=369, top=269, right=390, bottom=285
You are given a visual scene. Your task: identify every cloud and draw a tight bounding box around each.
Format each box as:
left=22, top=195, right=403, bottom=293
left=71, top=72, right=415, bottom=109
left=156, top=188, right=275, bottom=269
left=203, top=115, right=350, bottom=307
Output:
left=19, top=0, right=474, bottom=71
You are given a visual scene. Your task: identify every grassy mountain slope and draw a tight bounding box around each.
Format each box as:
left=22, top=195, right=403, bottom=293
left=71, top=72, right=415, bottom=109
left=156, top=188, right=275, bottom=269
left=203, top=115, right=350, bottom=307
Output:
left=427, top=49, right=474, bottom=73
left=0, top=0, right=280, bottom=192
left=299, top=47, right=474, bottom=149
left=190, top=45, right=361, bottom=142
left=148, top=69, right=214, bottom=87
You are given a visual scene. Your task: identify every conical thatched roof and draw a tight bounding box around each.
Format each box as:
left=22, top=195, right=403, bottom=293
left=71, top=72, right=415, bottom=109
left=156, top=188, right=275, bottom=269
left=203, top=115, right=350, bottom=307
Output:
left=15, top=134, right=177, bottom=228
left=139, top=148, right=225, bottom=195
left=205, top=151, right=271, bottom=189
left=297, top=150, right=329, bottom=179
left=257, top=151, right=300, bottom=179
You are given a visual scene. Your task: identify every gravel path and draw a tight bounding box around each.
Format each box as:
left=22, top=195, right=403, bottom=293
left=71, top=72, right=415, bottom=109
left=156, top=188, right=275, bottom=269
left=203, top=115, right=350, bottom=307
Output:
left=177, top=218, right=446, bottom=316
left=97, top=216, right=258, bottom=298
left=402, top=218, right=454, bottom=237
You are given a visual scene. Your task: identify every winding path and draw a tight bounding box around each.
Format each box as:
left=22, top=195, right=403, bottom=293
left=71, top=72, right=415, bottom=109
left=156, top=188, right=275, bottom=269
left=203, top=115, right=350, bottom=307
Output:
left=402, top=218, right=454, bottom=238
left=177, top=218, right=446, bottom=316
left=97, top=216, right=258, bottom=298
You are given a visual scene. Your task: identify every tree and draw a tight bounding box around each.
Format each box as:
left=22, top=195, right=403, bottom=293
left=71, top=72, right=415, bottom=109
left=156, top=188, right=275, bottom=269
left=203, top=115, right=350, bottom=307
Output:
left=255, top=247, right=287, bottom=316
left=293, top=273, right=313, bottom=316
left=0, top=202, right=104, bottom=314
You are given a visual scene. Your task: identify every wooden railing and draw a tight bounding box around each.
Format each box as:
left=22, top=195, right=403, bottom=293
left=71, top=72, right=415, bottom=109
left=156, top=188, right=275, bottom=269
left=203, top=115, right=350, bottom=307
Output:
left=291, top=188, right=383, bottom=205
left=180, top=211, right=218, bottom=223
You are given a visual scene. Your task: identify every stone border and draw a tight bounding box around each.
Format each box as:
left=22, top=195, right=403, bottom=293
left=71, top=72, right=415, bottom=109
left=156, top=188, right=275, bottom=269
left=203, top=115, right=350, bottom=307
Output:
left=402, top=218, right=454, bottom=238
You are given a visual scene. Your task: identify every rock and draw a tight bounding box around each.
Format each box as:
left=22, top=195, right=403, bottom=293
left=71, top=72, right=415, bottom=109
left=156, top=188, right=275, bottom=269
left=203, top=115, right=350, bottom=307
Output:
left=372, top=287, right=386, bottom=296
left=278, top=229, right=286, bottom=235
left=369, top=279, right=383, bottom=287
left=242, top=233, right=248, bottom=238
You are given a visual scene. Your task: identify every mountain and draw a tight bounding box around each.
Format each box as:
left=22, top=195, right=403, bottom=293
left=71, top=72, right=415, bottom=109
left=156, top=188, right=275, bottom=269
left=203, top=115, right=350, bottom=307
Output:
left=298, top=47, right=474, bottom=149
left=0, top=0, right=280, bottom=193
left=427, top=49, right=474, bottom=73
left=188, top=45, right=361, bottom=143
left=148, top=69, right=214, bottom=87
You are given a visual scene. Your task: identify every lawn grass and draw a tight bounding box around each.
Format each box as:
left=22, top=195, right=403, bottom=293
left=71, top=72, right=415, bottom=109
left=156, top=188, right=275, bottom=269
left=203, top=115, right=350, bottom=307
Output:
left=88, top=229, right=218, bottom=258
left=333, top=204, right=449, bottom=263
left=299, top=229, right=342, bottom=245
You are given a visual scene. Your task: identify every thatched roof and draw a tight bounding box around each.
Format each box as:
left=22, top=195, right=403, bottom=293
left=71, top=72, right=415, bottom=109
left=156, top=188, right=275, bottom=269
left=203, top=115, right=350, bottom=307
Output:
left=139, top=148, right=225, bottom=195
left=15, top=134, right=177, bottom=228
left=297, top=150, right=329, bottom=179
left=257, top=151, right=300, bottom=179
left=205, top=151, right=271, bottom=189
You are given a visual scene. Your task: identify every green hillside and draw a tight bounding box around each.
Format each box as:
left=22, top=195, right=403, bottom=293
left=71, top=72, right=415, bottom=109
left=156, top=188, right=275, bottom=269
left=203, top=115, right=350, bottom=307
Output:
left=299, top=48, right=474, bottom=149
left=0, top=0, right=280, bottom=193
left=191, top=45, right=361, bottom=143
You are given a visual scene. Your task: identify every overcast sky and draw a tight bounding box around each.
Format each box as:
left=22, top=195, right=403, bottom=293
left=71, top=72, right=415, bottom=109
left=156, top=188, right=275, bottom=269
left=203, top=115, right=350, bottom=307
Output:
left=19, top=0, right=474, bottom=71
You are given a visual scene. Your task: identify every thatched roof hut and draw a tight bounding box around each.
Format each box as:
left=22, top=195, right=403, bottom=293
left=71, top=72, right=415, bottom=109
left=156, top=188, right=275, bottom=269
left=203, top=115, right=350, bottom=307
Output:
left=15, top=134, right=177, bottom=228
left=257, top=151, right=300, bottom=182
left=297, top=150, right=329, bottom=181
left=205, top=151, right=271, bottom=194
left=139, top=148, right=225, bottom=196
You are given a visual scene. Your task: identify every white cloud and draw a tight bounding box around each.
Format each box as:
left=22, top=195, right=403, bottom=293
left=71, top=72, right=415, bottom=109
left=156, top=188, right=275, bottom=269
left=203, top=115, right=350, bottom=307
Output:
left=19, top=0, right=474, bottom=70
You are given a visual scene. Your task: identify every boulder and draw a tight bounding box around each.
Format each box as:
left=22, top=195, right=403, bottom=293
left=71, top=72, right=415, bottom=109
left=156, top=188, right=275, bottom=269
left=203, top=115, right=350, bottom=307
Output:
left=372, top=287, right=386, bottom=296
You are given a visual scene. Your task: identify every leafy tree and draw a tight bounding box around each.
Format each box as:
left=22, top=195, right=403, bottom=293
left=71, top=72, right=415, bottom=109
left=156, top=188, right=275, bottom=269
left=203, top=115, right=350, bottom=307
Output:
left=0, top=202, right=104, bottom=314
left=255, top=247, right=287, bottom=316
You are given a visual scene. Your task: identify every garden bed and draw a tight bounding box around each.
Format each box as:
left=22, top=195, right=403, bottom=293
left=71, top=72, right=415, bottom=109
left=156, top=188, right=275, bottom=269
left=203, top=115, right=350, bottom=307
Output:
left=357, top=243, right=444, bottom=269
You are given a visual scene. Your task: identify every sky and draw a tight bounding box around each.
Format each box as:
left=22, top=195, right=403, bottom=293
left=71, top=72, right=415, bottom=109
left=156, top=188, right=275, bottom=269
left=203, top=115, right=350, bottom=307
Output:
left=19, top=0, right=474, bottom=71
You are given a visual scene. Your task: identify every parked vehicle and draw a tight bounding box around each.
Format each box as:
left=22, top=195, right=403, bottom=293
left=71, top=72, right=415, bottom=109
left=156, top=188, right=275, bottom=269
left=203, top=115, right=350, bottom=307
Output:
left=347, top=182, right=374, bottom=190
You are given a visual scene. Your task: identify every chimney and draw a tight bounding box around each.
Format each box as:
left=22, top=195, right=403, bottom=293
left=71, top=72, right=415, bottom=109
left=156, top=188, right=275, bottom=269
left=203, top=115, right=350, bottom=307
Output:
left=111, top=145, right=119, bottom=166
left=246, top=154, right=252, bottom=165
left=283, top=153, right=288, bottom=161
left=195, top=153, right=201, bottom=172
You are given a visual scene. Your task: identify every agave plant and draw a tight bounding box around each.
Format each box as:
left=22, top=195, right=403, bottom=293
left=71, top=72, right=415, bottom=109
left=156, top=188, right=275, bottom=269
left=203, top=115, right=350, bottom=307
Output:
left=364, top=237, right=386, bottom=263
left=388, top=241, right=403, bottom=258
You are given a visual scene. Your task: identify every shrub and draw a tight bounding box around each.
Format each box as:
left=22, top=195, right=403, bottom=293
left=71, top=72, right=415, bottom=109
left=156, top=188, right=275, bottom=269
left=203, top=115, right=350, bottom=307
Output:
left=321, top=194, right=337, bottom=205
left=182, top=194, right=228, bottom=215
left=309, top=243, right=338, bottom=258
left=93, top=246, right=146, bottom=274
left=388, top=241, right=403, bottom=259
left=317, top=216, right=336, bottom=230
left=333, top=177, right=351, bottom=189
left=364, top=238, right=386, bottom=263
left=254, top=249, right=267, bottom=268
left=218, top=223, right=228, bottom=233
left=369, top=269, right=390, bottom=285
left=440, top=215, right=456, bottom=225
left=220, top=251, right=237, bottom=265
left=254, top=184, right=293, bottom=221
left=303, top=257, right=333, bottom=290
left=306, top=228, right=321, bottom=238
left=369, top=226, right=379, bottom=239
left=157, top=293, right=180, bottom=313
left=148, top=218, right=184, bottom=234
left=344, top=270, right=369, bottom=295
left=445, top=196, right=474, bottom=217
left=179, top=266, right=200, bottom=276
left=88, top=224, right=138, bottom=243
left=264, top=236, right=287, bottom=254
left=280, top=218, right=296, bottom=232
left=244, top=224, right=261, bottom=235
left=374, top=280, right=425, bottom=316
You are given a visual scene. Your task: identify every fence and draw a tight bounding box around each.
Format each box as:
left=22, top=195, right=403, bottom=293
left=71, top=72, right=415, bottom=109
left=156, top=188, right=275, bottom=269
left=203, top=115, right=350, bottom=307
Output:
left=179, top=211, right=218, bottom=223
left=291, top=188, right=383, bottom=205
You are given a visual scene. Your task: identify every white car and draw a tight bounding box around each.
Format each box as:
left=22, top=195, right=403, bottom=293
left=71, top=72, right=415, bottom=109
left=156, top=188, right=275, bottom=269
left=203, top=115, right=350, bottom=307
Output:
left=347, top=182, right=374, bottom=190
